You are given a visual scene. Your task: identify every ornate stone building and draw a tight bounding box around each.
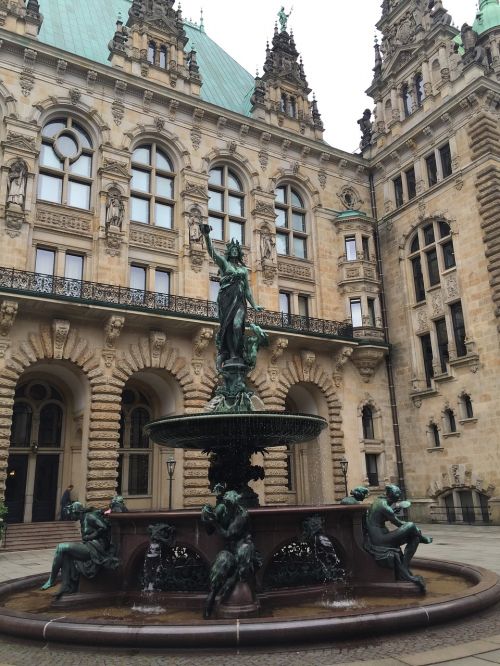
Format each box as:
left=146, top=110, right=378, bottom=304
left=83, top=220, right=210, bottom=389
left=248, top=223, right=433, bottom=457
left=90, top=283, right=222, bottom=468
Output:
left=0, top=0, right=497, bottom=525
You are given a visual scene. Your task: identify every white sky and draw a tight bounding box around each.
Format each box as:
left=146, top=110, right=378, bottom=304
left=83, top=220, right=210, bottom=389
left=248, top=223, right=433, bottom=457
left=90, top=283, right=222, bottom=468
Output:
left=178, top=0, right=477, bottom=153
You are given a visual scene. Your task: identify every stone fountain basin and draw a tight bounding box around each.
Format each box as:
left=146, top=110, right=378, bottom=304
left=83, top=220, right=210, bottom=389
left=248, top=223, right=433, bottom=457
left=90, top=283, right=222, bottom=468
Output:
left=144, top=411, right=327, bottom=449
left=0, top=559, right=498, bottom=648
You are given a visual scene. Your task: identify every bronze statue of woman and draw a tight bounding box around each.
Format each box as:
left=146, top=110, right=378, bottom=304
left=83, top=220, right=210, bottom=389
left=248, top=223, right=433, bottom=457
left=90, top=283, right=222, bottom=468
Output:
left=200, top=224, right=263, bottom=369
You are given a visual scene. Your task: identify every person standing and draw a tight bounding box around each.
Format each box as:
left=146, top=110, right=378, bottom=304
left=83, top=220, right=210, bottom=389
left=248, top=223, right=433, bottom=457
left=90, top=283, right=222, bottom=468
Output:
left=60, top=484, right=74, bottom=520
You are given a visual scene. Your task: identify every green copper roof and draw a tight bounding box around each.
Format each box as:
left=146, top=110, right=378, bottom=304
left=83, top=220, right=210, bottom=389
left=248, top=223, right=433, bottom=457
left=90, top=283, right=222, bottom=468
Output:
left=37, top=0, right=255, bottom=116
left=473, top=0, right=500, bottom=35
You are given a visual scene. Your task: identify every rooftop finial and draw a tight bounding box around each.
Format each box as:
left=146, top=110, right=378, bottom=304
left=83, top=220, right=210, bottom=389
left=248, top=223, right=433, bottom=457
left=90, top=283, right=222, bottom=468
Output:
left=200, top=7, right=204, bottom=31
left=278, top=5, right=293, bottom=32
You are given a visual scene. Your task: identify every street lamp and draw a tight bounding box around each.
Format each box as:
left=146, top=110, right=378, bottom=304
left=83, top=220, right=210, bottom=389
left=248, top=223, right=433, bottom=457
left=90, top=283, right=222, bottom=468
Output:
left=340, top=457, right=349, bottom=497
left=166, top=457, right=176, bottom=510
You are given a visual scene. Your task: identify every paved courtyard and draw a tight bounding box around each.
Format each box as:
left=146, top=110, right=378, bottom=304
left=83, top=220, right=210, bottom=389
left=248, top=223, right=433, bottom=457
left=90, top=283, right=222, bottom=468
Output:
left=0, top=524, right=499, bottom=665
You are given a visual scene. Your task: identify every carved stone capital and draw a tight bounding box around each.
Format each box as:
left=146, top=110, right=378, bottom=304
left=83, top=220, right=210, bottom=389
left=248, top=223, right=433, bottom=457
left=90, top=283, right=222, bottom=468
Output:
left=150, top=331, right=167, bottom=367
left=332, top=345, right=354, bottom=387
left=52, top=319, right=70, bottom=359
left=350, top=347, right=386, bottom=382
left=0, top=300, right=18, bottom=337
left=270, top=337, right=288, bottom=364
left=104, top=315, right=125, bottom=348
left=5, top=208, right=25, bottom=238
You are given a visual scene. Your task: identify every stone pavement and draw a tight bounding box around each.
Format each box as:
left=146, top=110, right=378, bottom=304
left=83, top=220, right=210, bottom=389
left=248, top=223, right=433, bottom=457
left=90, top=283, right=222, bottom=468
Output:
left=0, top=524, right=498, bottom=665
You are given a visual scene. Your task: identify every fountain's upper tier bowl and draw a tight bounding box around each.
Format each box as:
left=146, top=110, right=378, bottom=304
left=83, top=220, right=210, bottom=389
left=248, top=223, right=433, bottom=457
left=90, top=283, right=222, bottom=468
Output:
left=144, top=412, right=327, bottom=450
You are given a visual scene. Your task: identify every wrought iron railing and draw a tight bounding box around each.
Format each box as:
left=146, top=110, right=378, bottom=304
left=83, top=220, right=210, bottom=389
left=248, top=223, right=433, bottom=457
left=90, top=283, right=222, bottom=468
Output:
left=0, top=267, right=355, bottom=340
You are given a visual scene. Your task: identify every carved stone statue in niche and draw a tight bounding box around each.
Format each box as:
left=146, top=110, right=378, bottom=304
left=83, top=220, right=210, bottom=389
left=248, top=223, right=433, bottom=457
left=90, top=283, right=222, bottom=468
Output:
left=260, top=227, right=275, bottom=262
left=106, top=190, right=125, bottom=230
left=188, top=206, right=204, bottom=245
left=7, top=159, right=28, bottom=209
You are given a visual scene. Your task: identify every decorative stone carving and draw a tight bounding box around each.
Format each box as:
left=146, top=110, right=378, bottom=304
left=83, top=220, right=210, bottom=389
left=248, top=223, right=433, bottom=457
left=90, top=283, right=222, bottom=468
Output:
left=100, top=159, right=130, bottom=179
left=69, top=88, right=81, bottom=105
left=416, top=307, right=429, bottom=333
left=184, top=182, right=208, bottom=200
left=150, top=331, right=167, bottom=368
left=260, top=226, right=276, bottom=262
left=129, top=226, right=175, bottom=252
left=104, top=315, right=125, bottom=348
left=191, top=127, right=202, bottom=150
left=168, top=99, right=179, bottom=121
left=193, top=327, right=214, bottom=357
left=0, top=300, right=18, bottom=337
left=37, top=208, right=91, bottom=234
left=278, top=260, right=313, bottom=281
left=254, top=201, right=276, bottom=218
left=86, top=70, right=98, bottom=92
left=444, top=273, right=459, bottom=300
left=20, top=48, right=36, bottom=96
left=105, top=229, right=122, bottom=256
left=5, top=208, right=24, bottom=238
left=318, top=168, right=327, bottom=190
left=301, top=350, right=316, bottom=381
left=3, top=132, right=37, bottom=153
left=188, top=205, right=204, bottom=245
left=431, top=291, right=444, bottom=316
left=52, top=319, right=70, bottom=359
left=7, top=159, right=28, bottom=210
left=332, top=346, right=353, bottom=387
left=270, top=337, right=288, bottom=364
left=338, top=185, right=363, bottom=211
left=56, top=59, right=67, bottom=84
left=351, top=347, right=386, bottom=382
left=106, top=188, right=125, bottom=231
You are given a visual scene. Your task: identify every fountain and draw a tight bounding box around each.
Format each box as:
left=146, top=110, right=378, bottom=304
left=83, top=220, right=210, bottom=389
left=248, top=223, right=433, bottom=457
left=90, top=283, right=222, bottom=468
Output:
left=0, top=227, right=499, bottom=647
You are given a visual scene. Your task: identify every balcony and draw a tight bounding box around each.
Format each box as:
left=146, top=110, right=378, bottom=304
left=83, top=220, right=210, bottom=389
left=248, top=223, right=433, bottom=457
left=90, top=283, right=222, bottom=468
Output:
left=0, top=267, right=354, bottom=342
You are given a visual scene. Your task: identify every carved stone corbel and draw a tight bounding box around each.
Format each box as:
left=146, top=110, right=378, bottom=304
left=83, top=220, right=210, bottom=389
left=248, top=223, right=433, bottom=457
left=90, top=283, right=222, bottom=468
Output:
left=332, top=345, right=354, bottom=387
left=0, top=300, right=18, bottom=337
left=104, top=315, right=125, bottom=348
left=192, top=326, right=214, bottom=375
left=52, top=319, right=70, bottom=359
left=270, top=337, right=288, bottom=364
left=150, top=331, right=167, bottom=368
left=350, top=347, right=386, bottom=382
left=301, top=350, right=316, bottom=381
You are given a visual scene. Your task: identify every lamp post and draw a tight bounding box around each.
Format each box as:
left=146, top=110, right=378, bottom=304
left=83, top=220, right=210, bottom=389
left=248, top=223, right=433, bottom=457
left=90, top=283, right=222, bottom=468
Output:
left=340, top=457, right=349, bottom=497
left=166, top=457, right=176, bottom=510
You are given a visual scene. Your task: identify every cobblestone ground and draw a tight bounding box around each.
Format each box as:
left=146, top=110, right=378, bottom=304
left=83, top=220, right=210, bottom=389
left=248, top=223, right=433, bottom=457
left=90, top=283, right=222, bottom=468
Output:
left=0, top=524, right=498, bottom=665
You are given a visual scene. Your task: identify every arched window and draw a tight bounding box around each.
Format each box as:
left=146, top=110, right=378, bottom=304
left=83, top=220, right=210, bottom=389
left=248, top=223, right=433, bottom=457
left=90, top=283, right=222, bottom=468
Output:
left=460, top=393, right=474, bottom=420
left=440, top=489, right=489, bottom=524
left=408, top=219, right=456, bottom=303
left=38, top=118, right=94, bottom=210
left=208, top=166, right=246, bottom=244
left=147, top=41, right=156, bottom=65
left=118, top=389, right=153, bottom=496
left=10, top=403, right=32, bottom=448
left=38, top=403, right=63, bottom=448
left=131, top=143, right=175, bottom=228
left=159, top=46, right=167, bottom=69
left=275, top=185, right=307, bottom=259
left=415, top=73, right=424, bottom=106
left=362, top=405, right=375, bottom=440
left=430, top=422, right=440, bottom=447
left=444, top=407, right=457, bottom=433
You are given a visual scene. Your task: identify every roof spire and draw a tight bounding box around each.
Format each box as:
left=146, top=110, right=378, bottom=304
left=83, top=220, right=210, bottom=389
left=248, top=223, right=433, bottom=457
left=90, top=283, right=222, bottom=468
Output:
left=200, top=7, right=204, bottom=31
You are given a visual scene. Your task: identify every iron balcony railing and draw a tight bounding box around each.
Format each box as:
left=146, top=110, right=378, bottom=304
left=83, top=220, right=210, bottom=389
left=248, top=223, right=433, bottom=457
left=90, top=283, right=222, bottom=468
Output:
left=0, top=267, right=355, bottom=341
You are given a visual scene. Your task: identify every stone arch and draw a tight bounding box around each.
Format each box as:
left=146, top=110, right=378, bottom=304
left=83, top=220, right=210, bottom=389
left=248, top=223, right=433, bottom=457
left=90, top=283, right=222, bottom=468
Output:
left=0, top=322, right=116, bottom=504
left=0, top=79, right=18, bottom=118
left=254, top=356, right=345, bottom=502
left=428, top=463, right=495, bottom=500
left=399, top=213, right=457, bottom=252
left=30, top=96, right=111, bottom=146
left=267, top=168, right=322, bottom=209
left=201, top=148, right=261, bottom=191
left=122, top=123, right=190, bottom=170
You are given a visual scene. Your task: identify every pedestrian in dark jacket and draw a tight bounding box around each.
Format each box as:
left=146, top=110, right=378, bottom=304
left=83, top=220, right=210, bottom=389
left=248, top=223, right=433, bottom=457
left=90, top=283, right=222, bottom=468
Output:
left=60, top=484, right=74, bottom=520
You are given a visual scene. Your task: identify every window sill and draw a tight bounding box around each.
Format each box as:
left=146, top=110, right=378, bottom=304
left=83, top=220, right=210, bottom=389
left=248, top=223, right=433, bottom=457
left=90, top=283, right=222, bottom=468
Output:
left=458, top=417, right=478, bottom=425
left=410, top=386, right=439, bottom=406
left=130, top=221, right=177, bottom=234
left=433, top=371, right=454, bottom=383
left=442, top=431, right=460, bottom=439
left=427, top=446, right=445, bottom=452
left=276, top=254, right=313, bottom=264
left=449, top=354, right=479, bottom=372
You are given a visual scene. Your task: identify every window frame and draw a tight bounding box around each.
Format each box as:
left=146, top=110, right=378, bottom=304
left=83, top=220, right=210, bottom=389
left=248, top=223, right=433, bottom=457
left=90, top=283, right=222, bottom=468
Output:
left=118, top=389, right=153, bottom=497
left=274, top=184, right=308, bottom=259
left=208, top=165, right=246, bottom=245
left=130, top=143, right=175, bottom=229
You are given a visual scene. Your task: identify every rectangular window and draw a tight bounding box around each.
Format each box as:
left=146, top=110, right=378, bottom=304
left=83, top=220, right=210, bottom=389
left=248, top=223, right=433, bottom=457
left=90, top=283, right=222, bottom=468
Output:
left=156, top=175, right=174, bottom=199
left=426, top=153, right=438, bottom=187
left=38, top=174, right=63, bottom=204
left=35, top=248, right=55, bottom=275
left=393, top=175, right=404, bottom=208
left=420, top=333, right=434, bottom=387
left=128, top=454, right=149, bottom=495
left=292, top=212, right=305, bottom=232
left=209, top=278, right=220, bottom=303
left=367, top=298, right=376, bottom=327
left=435, top=318, right=449, bottom=373
left=298, top=295, right=309, bottom=318
left=155, top=269, right=170, bottom=294
left=229, top=221, right=244, bottom=245
left=442, top=240, right=456, bottom=269
left=68, top=181, right=90, bottom=210
left=423, top=223, right=435, bottom=246
left=405, top=167, right=417, bottom=200
left=426, top=249, right=440, bottom=286
left=451, top=301, right=467, bottom=357
left=345, top=236, right=357, bottom=261
left=439, top=143, right=453, bottom=179
left=64, top=254, right=83, bottom=296
left=131, top=196, right=149, bottom=224
left=208, top=215, right=223, bottom=241
left=365, top=454, right=379, bottom=486
left=130, top=265, right=146, bottom=291
left=279, top=291, right=291, bottom=315
left=412, top=257, right=426, bottom=302
left=228, top=195, right=244, bottom=217
left=131, top=168, right=150, bottom=193
left=275, top=208, right=287, bottom=228
left=362, top=236, right=370, bottom=261
left=276, top=232, right=289, bottom=255
left=208, top=189, right=223, bottom=212
left=293, top=237, right=307, bottom=259
left=350, top=298, right=362, bottom=327
left=154, top=203, right=173, bottom=229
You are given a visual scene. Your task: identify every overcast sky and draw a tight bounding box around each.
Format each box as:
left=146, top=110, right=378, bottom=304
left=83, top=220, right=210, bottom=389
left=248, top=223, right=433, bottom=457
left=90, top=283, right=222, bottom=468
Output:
left=178, top=0, right=477, bottom=153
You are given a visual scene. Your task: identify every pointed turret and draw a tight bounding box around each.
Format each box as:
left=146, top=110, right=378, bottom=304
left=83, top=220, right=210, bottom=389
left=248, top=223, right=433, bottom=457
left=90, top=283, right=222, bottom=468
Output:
left=251, top=11, right=323, bottom=139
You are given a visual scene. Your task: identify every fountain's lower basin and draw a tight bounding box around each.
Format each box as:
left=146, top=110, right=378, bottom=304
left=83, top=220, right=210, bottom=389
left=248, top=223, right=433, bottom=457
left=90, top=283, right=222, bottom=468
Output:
left=0, top=559, right=498, bottom=647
